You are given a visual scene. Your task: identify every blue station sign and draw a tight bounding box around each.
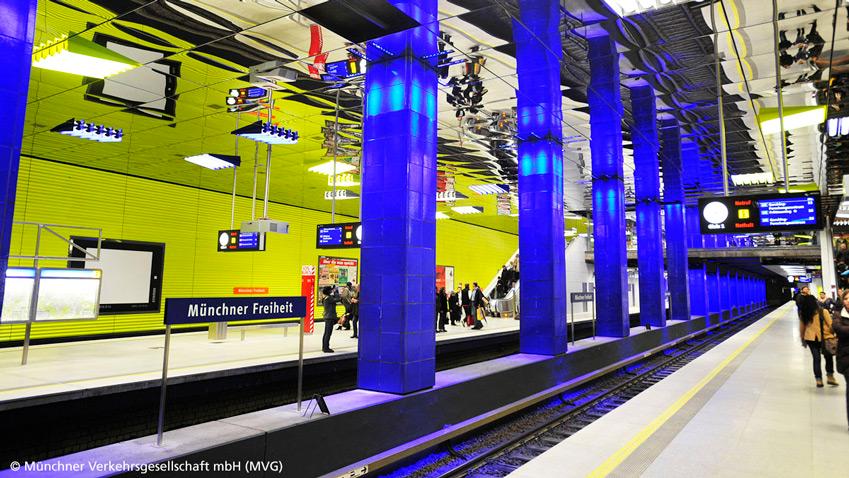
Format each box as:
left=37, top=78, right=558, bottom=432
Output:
left=164, top=296, right=306, bottom=325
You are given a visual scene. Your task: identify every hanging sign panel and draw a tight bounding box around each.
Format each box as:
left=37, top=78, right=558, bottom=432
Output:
left=698, top=193, right=821, bottom=234
left=316, top=222, right=361, bottom=249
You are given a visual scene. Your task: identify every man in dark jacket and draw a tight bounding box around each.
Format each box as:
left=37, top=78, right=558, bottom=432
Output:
left=321, top=286, right=342, bottom=353
left=461, top=283, right=472, bottom=326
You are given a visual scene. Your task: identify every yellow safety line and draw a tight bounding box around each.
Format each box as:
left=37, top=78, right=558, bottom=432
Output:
left=586, top=310, right=783, bottom=477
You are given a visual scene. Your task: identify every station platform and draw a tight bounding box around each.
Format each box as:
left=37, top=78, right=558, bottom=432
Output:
left=506, top=302, right=849, bottom=477
left=0, top=315, right=527, bottom=409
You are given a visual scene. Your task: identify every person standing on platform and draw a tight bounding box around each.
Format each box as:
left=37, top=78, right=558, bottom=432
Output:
left=321, top=286, right=342, bottom=353
left=437, top=287, right=448, bottom=333
left=349, top=283, right=360, bottom=339
left=834, top=290, right=849, bottom=429
left=798, top=294, right=838, bottom=388
left=471, top=282, right=485, bottom=330
left=448, top=289, right=461, bottom=326
left=337, top=282, right=353, bottom=330
left=461, top=283, right=472, bottom=327
left=819, top=291, right=835, bottom=312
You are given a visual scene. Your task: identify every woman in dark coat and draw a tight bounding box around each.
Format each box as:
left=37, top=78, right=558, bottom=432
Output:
left=834, top=290, right=849, bottom=430
left=448, top=290, right=461, bottom=326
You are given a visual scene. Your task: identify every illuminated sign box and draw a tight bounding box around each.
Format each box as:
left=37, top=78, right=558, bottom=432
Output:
left=316, top=222, right=361, bottom=249
left=698, top=193, right=821, bottom=234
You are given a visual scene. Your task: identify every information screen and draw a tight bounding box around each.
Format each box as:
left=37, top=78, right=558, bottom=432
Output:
left=218, top=230, right=265, bottom=252
left=316, top=222, right=361, bottom=249
left=698, top=193, right=821, bottom=234
left=758, top=196, right=817, bottom=228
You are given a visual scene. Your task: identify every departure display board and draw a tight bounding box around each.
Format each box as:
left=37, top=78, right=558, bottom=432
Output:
left=218, top=230, right=265, bottom=252
left=698, top=193, right=821, bottom=234
left=316, top=222, right=361, bottom=249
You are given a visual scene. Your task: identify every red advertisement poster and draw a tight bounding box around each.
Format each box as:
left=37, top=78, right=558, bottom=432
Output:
left=301, top=265, right=316, bottom=334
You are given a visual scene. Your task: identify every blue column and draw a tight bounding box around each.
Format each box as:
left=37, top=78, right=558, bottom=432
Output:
left=686, top=206, right=703, bottom=248
left=0, top=0, right=37, bottom=311
left=358, top=0, right=438, bottom=394
left=514, top=0, right=567, bottom=354
left=589, top=34, right=629, bottom=337
left=661, top=120, right=690, bottom=321
left=688, top=264, right=708, bottom=318
left=630, top=85, right=665, bottom=328
left=719, top=267, right=730, bottom=318
left=707, top=264, right=720, bottom=322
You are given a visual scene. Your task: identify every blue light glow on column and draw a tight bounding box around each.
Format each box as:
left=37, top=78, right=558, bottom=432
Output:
left=630, top=85, right=665, bottom=328
left=358, top=0, right=438, bottom=394
left=707, top=264, right=720, bottom=322
left=514, top=0, right=567, bottom=354
left=589, top=34, right=629, bottom=337
left=0, top=0, right=37, bottom=313
left=688, top=264, right=708, bottom=317
left=661, top=119, right=690, bottom=321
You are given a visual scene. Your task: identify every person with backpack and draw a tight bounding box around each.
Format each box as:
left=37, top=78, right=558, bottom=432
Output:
left=798, top=294, right=838, bottom=388
left=834, top=289, right=849, bottom=430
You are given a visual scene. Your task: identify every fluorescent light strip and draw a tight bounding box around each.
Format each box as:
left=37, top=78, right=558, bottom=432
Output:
left=327, top=173, right=360, bottom=187
left=324, top=189, right=359, bottom=200
left=759, top=106, right=826, bottom=135
left=469, top=184, right=510, bottom=195
left=602, top=0, right=689, bottom=17
left=232, top=121, right=299, bottom=145
left=730, top=172, right=773, bottom=186
left=52, top=119, right=122, bottom=142
left=437, top=191, right=468, bottom=201
left=184, top=154, right=241, bottom=170
left=309, top=160, right=357, bottom=176
left=436, top=211, right=450, bottom=220
left=451, top=206, right=483, bottom=215
left=32, top=35, right=139, bottom=78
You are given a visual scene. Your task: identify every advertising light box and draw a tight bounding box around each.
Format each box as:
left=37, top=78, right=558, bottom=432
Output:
left=698, top=193, right=821, bottom=234
left=316, top=222, right=361, bottom=249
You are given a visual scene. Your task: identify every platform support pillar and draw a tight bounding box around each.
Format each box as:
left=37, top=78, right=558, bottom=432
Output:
left=0, top=0, right=37, bottom=311
left=662, top=123, right=690, bottom=321
left=689, top=263, right=708, bottom=318
left=630, top=85, right=665, bottom=328
left=357, top=0, right=439, bottom=394
left=513, top=0, right=567, bottom=354
left=589, top=33, right=629, bottom=337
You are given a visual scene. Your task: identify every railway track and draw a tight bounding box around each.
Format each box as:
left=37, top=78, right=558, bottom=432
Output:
left=377, top=308, right=773, bottom=478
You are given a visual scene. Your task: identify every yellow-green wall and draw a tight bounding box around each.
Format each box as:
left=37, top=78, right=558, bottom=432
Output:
left=1, top=157, right=517, bottom=342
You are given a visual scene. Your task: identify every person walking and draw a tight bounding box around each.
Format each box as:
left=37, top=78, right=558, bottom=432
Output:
left=471, top=282, right=485, bottom=330
left=349, top=283, right=360, bottom=339
left=798, top=294, right=838, bottom=387
left=833, top=290, right=849, bottom=430
left=461, top=283, right=472, bottom=327
left=437, top=287, right=448, bottom=333
left=448, top=289, right=461, bottom=326
left=321, top=286, right=342, bottom=353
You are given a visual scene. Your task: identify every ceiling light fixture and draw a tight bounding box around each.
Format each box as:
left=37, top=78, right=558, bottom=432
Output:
left=602, top=0, right=693, bottom=17
left=758, top=105, right=827, bottom=135
left=730, top=172, right=774, bottom=186
left=51, top=119, right=123, bottom=142
left=469, top=184, right=510, bottom=195
left=33, top=34, right=139, bottom=78
left=231, top=120, right=299, bottom=144
left=324, top=189, right=359, bottom=200
left=309, top=160, right=357, bottom=176
left=437, top=191, right=468, bottom=202
left=436, top=211, right=450, bottom=220
left=451, top=206, right=483, bottom=215
left=184, top=154, right=241, bottom=170
left=327, top=173, right=360, bottom=187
